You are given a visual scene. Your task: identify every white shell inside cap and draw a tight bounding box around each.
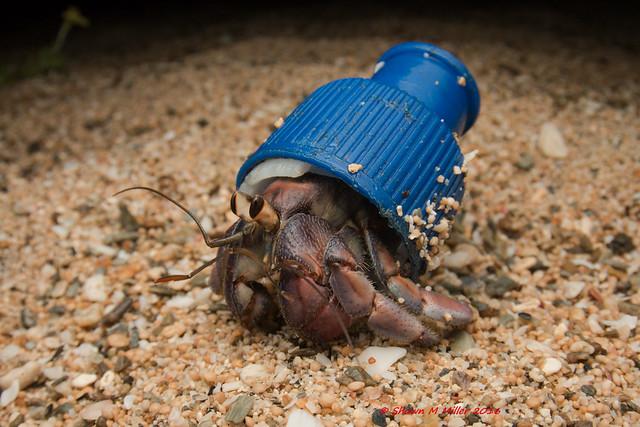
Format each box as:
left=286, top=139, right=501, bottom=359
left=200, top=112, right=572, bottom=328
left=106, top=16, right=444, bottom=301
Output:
left=373, top=61, right=385, bottom=74
left=239, top=158, right=332, bottom=194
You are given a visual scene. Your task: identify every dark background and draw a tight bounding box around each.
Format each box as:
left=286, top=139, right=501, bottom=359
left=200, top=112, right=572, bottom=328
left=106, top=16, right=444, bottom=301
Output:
left=1, top=0, right=637, bottom=67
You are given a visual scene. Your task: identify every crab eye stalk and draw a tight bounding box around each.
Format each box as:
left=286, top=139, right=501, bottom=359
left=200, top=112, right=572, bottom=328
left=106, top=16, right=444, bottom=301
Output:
left=230, top=191, right=254, bottom=222
left=250, top=195, right=280, bottom=232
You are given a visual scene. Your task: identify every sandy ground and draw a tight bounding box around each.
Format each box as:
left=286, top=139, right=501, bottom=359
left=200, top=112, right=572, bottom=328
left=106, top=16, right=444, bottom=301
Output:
left=0, top=3, right=639, bottom=426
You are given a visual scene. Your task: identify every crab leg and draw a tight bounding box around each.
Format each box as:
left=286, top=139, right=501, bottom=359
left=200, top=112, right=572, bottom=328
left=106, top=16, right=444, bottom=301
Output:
left=324, top=227, right=441, bottom=346
left=364, top=228, right=474, bottom=327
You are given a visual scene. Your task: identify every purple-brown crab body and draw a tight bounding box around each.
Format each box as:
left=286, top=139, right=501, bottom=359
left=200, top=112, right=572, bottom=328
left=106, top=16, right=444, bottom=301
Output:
left=210, top=173, right=473, bottom=346
left=118, top=42, right=479, bottom=347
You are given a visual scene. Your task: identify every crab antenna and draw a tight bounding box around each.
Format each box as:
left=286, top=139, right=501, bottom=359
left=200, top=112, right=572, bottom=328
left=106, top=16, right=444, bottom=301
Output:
left=154, top=248, right=231, bottom=283
left=274, top=260, right=355, bottom=352
left=113, top=186, right=251, bottom=248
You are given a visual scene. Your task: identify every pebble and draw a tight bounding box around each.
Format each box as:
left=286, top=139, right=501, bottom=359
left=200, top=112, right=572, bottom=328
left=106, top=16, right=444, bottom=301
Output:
left=568, top=352, right=590, bottom=363
left=601, top=314, right=638, bottom=331
left=564, top=281, right=585, bottom=299
left=0, top=344, right=20, bottom=363
left=9, top=414, right=24, bottom=427
left=166, top=295, right=196, bottom=309
left=449, top=330, right=475, bottom=352
left=447, top=417, right=466, bottom=427
left=286, top=408, right=323, bottom=427
left=451, top=370, right=472, bottom=389
left=538, top=122, right=568, bottom=158
left=123, top=395, right=136, bottom=409
left=0, top=361, right=42, bottom=390
left=81, top=400, right=114, bottom=421
left=372, top=409, right=387, bottom=426
left=225, top=395, right=254, bottom=423
left=347, top=381, right=365, bottom=391
left=72, top=373, right=98, bottom=388
left=515, top=152, right=534, bottom=170
left=102, top=297, right=134, bottom=325
left=359, top=346, right=407, bottom=380
left=315, top=353, right=332, bottom=366
left=84, top=273, right=108, bottom=302
left=75, top=303, right=103, bottom=327
left=486, top=275, right=520, bottom=297
left=0, top=380, right=19, bottom=406
left=400, top=414, right=417, bottom=426
left=581, top=385, right=597, bottom=396
left=608, top=233, right=635, bottom=255
left=53, top=402, right=75, bottom=415
left=526, top=396, right=542, bottom=409
left=161, top=323, right=187, bottom=338
left=43, top=366, right=65, bottom=380
left=240, top=363, right=269, bottom=385
left=107, top=333, right=130, bottom=348
left=114, top=356, right=132, bottom=373
left=345, top=366, right=376, bottom=386
left=319, top=393, right=334, bottom=408
left=443, top=243, right=481, bottom=269
left=541, top=357, right=563, bottom=375
left=20, top=307, right=37, bottom=328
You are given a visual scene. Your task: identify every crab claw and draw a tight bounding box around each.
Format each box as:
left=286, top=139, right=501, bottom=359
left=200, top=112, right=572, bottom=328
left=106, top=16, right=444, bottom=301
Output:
left=419, top=289, right=474, bottom=327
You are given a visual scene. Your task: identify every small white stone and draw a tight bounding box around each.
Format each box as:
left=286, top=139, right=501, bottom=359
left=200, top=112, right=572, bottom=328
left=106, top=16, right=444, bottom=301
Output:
left=222, top=380, right=243, bottom=392
left=96, top=370, right=118, bottom=393
left=273, top=366, right=291, bottom=385
left=541, top=357, right=563, bottom=375
left=0, top=344, right=20, bottom=363
left=52, top=225, right=70, bottom=238
left=449, top=417, right=467, bottom=427
left=315, top=353, right=331, bottom=367
left=240, top=363, right=269, bottom=385
left=0, top=380, right=19, bottom=406
left=72, top=373, right=98, bottom=388
left=84, top=273, right=107, bottom=302
left=564, top=281, right=585, bottom=299
left=90, top=243, right=118, bottom=257
left=602, top=314, right=638, bottom=331
left=286, top=408, right=323, bottom=427
left=81, top=400, right=114, bottom=421
left=43, top=366, right=65, bottom=380
left=73, top=343, right=99, bottom=357
left=166, top=295, right=195, bottom=309
left=538, top=122, right=568, bottom=158
left=0, top=361, right=42, bottom=390
left=442, top=243, right=481, bottom=269
left=169, top=407, right=189, bottom=427
left=74, top=303, right=103, bottom=327
left=123, top=395, right=136, bottom=409
left=359, top=346, right=407, bottom=380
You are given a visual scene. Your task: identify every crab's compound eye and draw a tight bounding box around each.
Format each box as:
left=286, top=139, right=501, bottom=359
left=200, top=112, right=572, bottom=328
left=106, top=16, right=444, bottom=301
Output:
left=230, top=191, right=254, bottom=222
left=230, top=192, right=239, bottom=216
left=250, top=195, right=280, bottom=232
left=249, top=196, right=264, bottom=219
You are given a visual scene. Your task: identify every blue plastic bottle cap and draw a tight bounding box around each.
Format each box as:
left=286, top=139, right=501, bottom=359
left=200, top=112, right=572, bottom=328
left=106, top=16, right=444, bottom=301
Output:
left=236, top=42, right=480, bottom=276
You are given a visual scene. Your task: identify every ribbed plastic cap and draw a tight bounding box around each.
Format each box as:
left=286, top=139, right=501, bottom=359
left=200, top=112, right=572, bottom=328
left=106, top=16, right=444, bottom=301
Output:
left=237, top=42, right=480, bottom=276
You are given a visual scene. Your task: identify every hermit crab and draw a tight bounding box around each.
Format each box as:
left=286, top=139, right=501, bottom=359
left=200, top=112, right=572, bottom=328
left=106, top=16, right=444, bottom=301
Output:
left=119, top=42, right=481, bottom=346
